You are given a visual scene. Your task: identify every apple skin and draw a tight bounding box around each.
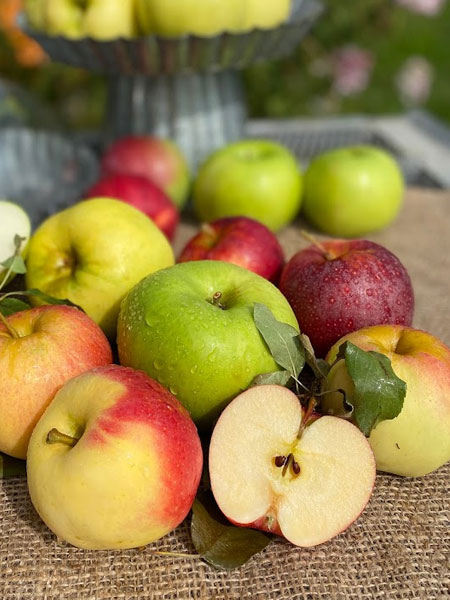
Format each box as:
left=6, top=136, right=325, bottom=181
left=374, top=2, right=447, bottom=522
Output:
left=0, top=200, right=31, bottom=286
left=0, top=305, right=112, bottom=459
left=323, top=325, right=450, bottom=477
left=303, top=146, right=404, bottom=237
left=136, top=0, right=245, bottom=37
left=101, top=137, right=190, bottom=210
left=193, top=140, right=303, bottom=232
left=178, top=217, right=285, bottom=283
left=85, top=174, right=179, bottom=241
left=27, top=365, right=203, bottom=550
left=279, top=239, right=414, bottom=358
left=25, top=198, right=174, bottom=339
left=243, top=0, right=292, bottom=30
left=117, top=260, right=299, bottom=429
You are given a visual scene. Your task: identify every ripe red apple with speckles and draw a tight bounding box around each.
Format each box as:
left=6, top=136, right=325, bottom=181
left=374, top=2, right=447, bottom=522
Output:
left=279, top=239, right=414, bottom=357
left=27, top=365, right=203, bottom=550
left=178, top=217, right=285, bottom=283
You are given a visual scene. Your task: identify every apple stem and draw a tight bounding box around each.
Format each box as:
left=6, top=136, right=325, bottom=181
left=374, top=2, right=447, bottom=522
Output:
left=301, top=230, right=334, bottom=261
left=201, top=223, right=216, bottom=237
left=0, top=311, right=20, bottom=339
left=211, top=291, right=225, bottom=310
left=46, top=428, right=80, bottom=448
left=297, top=396, right=318, bottom=439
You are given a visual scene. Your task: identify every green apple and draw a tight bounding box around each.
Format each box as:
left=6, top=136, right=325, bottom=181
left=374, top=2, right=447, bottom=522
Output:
left=303, top=146, right=404, bottom=237
left=136, top=0, right=245, bottom=37
left=0, top=200, right=31, bottom=286
left=26, top=198, right=174, bottom=338
left=243, top=0, right=292, bottom=30
left=193, top=140, right=303, bottom=232
left=31, top=0, right=137, bottom=39
left=117, top=260, right=299, bottom=428
left=322, top=325, right=450, bottom=477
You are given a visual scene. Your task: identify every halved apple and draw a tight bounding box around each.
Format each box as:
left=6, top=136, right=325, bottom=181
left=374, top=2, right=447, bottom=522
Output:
left=0, top=200, right=31, bottom=285
left=209, top=385, right=376, bottom=547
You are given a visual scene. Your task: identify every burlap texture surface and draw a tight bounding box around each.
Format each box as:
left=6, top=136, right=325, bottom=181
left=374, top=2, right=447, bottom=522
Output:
left=1, top=189, right=449, bottom=600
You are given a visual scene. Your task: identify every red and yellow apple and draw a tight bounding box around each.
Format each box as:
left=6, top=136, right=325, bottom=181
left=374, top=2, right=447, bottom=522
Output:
left=323, top=325, right=450, bottom=477
left=280, top=239, right=414, bottom=357
left=27, top=365, right=203, bottom=550
left=209, top=385, right=376, bottom=547
left=0, top=305, right=112, bottom=459
left=178, top=217, right=285, bottom=283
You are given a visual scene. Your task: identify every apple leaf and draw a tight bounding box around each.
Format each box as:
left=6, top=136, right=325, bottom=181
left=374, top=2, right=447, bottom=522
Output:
left=343, top=342, right=407, bottom=436
left=0, top=453, right=26, bottom=479
left=253, top=303, right=305, bottom=380
left=1, top=255, right=26, bottom=275
left=251, top=371, right=292, bottom=388
left=18, top=289, right=83, bottom=311
left=300, top=334, right=331, bottom=379
left=0, top=297, right=30, bottom=316
left=191, top=494, right=272, bottom=570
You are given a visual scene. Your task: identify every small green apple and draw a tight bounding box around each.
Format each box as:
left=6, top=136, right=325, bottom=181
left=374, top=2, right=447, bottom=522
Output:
left=193, top=140, right=303, bottom=232
left=303, top=146, right=404, bottom=237
left=0, top=200, right=31, bottom=286
left=26, top=198, right=174, bottom=338
left=136, top=0, right=245, bottom=37
left=323, top=325, right=450, bottom=477
left=117, top=260, right=299, bottom=428
left=243, top=0, right=292, bottom=30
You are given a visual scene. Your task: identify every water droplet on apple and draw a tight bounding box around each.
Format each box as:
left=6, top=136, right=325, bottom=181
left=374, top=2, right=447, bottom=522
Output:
left=169, top=386, right=179, bottom=396
left=153, top=360, right=163, bottom=370
left=207, top=349, right=218, bottom=363
left=190, top=365, right=198, bottom=374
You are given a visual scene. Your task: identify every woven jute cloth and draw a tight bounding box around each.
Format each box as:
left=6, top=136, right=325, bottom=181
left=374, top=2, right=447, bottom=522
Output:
left=1, top=189, right=449, bottom=600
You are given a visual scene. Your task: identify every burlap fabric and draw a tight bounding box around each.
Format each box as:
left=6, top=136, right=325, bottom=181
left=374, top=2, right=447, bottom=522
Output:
left=1, top=189, right=449, bottom=600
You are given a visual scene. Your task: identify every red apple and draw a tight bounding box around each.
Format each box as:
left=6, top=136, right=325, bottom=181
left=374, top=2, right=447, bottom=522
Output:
left=178, top=217, right=285, bottom=283
left=279, top=239, right=414, bottom=357
left=101, top=136, right=190, bottom=209
left=85, top=174, right=179, bottom=240
left=27, top=365, right=203, bottom=550
left=0, top=305, right=112, bottom=459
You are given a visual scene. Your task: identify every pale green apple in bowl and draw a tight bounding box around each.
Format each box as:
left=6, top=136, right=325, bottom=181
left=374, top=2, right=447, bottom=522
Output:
left=0, top=200, right=31, bottom=285
left=243, top=0, right=292, bottom=30
left=303, top=146, right=404, bottom=237
left=322, top=325, right=450, bottom=477
left=117, top=260, right=299, bottom=428
left=193, top=140, right=303, bottom=232
left=26, top=197, right=174, bottom=338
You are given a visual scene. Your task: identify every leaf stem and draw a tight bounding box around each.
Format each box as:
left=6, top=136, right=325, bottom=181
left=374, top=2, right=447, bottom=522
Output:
left=297, top=396, right=318, bottom=439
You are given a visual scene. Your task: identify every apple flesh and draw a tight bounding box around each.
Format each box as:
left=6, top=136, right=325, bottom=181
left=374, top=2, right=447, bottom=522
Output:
left=0, top=305, right=112, bottom=459
left=209, top=385, right=376, bottom=547
left=178, top=217, right=285, bottom=283
left=280, top=239, right=414, bottom=358
left=193, top=140, right=303, bottom=232
left=0, top=200, right=31, bottom=285
left=117, top=260, right=299, bottom=429
left=323, top=325, right=450, bottom=477
left=25, top=197, right=174, bottom=338
left=101, top=136, right=190, bottom=210
left=85, top=174, right=179, bottom=241
left=27, top=365, right=203, bottom=550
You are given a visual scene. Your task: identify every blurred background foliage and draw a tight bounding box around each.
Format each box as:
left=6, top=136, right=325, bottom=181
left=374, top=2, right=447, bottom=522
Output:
left=0, top=0, right=449, bottom=130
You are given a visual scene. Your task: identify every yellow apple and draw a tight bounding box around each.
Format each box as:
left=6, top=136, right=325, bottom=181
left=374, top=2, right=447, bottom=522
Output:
left=26, top=198, right=174, bottom=338
left=323, top=325, right=450, bottom=477
left=242, top=0, right=292, bottom=31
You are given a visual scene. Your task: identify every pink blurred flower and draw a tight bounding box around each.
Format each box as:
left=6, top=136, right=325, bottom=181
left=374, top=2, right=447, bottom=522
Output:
left=396, top=56, right=434, bottom=105
left=395, top=0, right=446, bottom=15
left=331, top=46, right=374, bottom=96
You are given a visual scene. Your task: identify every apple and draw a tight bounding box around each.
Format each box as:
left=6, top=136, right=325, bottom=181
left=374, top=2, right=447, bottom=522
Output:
left=209, top=385, right=376, bottom=547
left=243, top=0, right=292, bottom=30
left=0, top=305, right=112, bottom=459
left=25, top=198, right=174, bottom=338
left=0, top=200, right=31, bottom=285
left=27, top=0, right=137, bottom=40
left=279, top=239, right=414, bottom=358
left=193, top=140, right=303, bottom=232
left=117, top=260, right=299, bottom=428
left=136, top=0, right=245, bottom=37
left=323, top=325, right=450, bottom=477
left=178, top=217, right=285, bottom=283
left=85, top=174, right=179, bottom=241
left=302, top=146, right=404, bottom=237
left=27, top=365, right=203, bottom=550
left=101, top=136, right=191, bottom=210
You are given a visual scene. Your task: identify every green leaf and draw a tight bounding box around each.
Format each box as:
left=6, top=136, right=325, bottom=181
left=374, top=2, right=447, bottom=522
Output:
left=344, top=342, right=407, bottom=436
left=300, top=334, right=331, bottom=379
left=0, top=297, right=30, bottom=316
left=1, top=255, right=26, bottom=275
left=191, top=494, right=272, bottom=570
left=253, top=303, right=305, bottom=380
left=22, top=289, right=83, bottom=311
left=251, top=371, right=292, bottom=387
left=0, top=453, right=26, bottom=479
